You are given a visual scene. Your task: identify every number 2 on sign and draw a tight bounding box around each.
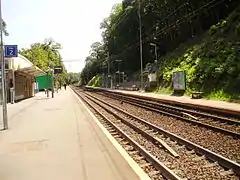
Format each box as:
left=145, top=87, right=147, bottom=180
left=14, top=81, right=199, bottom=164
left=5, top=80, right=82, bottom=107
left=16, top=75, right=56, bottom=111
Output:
left=9, top=50, right=13, bottom=55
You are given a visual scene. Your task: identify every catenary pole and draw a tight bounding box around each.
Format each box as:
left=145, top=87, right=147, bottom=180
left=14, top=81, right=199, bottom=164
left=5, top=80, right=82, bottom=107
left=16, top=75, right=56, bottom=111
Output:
left=0, top=0, right=8, bottom=130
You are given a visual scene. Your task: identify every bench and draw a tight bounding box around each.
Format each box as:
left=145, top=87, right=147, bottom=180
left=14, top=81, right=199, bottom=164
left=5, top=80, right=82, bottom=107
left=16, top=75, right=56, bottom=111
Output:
left=191, top=91, right=203, bottom=99
left=131, top=85, right=139, bottom=91
left=115, top=84, right=120, bottom=89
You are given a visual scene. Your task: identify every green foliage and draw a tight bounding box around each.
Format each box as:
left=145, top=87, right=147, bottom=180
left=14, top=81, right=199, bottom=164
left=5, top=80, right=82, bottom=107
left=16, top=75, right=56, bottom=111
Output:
left=154, top=86, right=172, bottom=95
left=80, top=41, right=108, bottom=85
left=205, top=89, right=232, bottom=101
left=236, top=23, right=240, bottom=36
left=2, top=20, right=9, bottom=36
left=67, top=72, right=81, bottom=84
left=87, top=75, right=102, bottom=87
left=157, top=7, right=240, bottom=101
left=209, top=20, right=227, bottom=36
left=209, top=25, right=218, bottom=35
left=81, top=0, right=240, bottom=102
left=19, top=38, right=67, bottom=85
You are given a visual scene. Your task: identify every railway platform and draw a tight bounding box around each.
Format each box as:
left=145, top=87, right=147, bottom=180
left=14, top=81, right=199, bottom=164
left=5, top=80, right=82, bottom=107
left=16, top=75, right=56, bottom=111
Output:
left=0, top=88, right=147, bottom=180
left=104, top=88, right=240, bottom=114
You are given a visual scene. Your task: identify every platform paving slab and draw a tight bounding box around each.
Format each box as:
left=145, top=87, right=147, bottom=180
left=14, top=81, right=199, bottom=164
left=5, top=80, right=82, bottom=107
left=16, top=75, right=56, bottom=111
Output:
left=0, top=88, right=141, bottom=180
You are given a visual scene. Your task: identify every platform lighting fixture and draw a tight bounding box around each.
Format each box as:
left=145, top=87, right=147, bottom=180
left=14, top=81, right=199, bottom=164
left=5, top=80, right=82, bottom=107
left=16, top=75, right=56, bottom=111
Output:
left=150, top=43, right=158, bottom=62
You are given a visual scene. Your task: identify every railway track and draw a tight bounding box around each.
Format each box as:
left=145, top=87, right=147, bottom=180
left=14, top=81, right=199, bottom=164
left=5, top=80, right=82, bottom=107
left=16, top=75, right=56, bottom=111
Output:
left=74, top=89, right=178, bottom=180
left=88, top=89, right=240, bottom=164
left=73, top=87, right=240, bottom=180
left=94, top=90, right=240, bottom=138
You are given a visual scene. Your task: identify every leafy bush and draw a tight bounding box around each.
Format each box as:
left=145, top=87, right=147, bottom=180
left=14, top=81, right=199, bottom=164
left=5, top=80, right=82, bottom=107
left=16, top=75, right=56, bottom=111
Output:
left=156, top=8, right=240, bottom=102
left=236, top=23, right=240, bottom=36
left=87, top=75, right=102, bottom=87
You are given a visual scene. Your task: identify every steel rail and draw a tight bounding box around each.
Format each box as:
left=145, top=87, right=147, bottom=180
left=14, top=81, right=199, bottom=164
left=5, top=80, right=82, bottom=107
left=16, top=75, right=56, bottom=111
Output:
left=85, top=93, right=179, bottom=158
left=102, top=91, right=240, bottom=125
left=73, top=88, right=182, bottom=180
left=85, top=87, right=240, bottom=118
left=83, top=91, right=240, bottom=176
left=94, top=91, right=240, bottom=138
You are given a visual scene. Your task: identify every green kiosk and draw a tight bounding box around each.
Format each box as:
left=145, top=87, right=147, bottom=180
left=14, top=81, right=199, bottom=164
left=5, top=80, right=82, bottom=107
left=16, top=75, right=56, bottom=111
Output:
left=35, top=74, right=53, bottom=92
left=35, top=66, right=63, bottom=98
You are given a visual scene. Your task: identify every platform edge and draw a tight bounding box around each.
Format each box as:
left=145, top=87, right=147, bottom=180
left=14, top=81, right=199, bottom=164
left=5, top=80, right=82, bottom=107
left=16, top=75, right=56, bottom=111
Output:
left=71, top=89, right=152, bottom=180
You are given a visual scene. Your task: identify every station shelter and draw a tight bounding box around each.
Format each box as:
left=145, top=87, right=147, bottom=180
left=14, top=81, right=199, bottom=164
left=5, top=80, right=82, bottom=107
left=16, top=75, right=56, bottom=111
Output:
left=3, top=54, right=45, bottom=103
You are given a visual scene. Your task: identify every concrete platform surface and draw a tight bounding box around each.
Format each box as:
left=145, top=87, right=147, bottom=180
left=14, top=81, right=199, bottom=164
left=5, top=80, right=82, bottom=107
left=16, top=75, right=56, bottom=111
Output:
left=0, top=88, right=141, bottom=180
left=109, top=89, right=240, bottom=113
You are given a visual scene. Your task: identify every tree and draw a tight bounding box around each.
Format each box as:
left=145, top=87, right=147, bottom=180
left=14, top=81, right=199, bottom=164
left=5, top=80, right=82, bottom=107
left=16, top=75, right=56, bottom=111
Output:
left=80, top=0, right=239, bottom=85
left=80, top=41, right=108, bottom=84
left=67, top=72, right=81, bottom=84
left=19, top=39, right=68, bottom=85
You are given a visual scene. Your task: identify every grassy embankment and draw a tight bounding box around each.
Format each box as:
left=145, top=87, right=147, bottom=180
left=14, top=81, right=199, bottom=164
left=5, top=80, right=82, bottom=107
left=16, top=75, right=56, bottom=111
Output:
left=155, top=7, right=240, bottom=102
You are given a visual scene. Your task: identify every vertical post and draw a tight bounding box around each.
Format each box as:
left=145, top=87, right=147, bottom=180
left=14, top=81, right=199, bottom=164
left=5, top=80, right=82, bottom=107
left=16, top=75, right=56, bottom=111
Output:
left=118, top=73, right=120, bottom=85
left=46, top=71, right=49, bottom=97
left=138, top=0, right=143, bottom=90
left=0, top=0, right=8, bottom=130
left=51, top=69, right=54, bottom=98
left=4, top=68, right=7, bottom=102
left=154, top=45, right=157, bottom=61
left=48, top=52, right=54, bottom=98
left=118, top=62, right=120, bottom=84
left=55, top=74, right=58, bottom=93
left=113, top=74, right=115, bottom=88
left=110, top=77, right=113, bottom=89
left=107, top=52, right=110, bottom=88
left=12, top=59, right=15, bottom=103
left=122, top=73, right=124, bottom=83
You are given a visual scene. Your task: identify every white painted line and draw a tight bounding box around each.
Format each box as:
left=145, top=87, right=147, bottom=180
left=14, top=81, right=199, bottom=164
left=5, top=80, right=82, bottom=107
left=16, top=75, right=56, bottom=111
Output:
left=71, top=89, right=152, bottom=180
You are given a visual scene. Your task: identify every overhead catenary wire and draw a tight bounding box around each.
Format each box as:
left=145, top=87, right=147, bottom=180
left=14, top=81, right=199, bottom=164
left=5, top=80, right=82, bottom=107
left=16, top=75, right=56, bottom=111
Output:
left=85, top=0, right=232, bottom=72
left=109, top=0, right=231, bottom=60
left=148, top=0, right=229, bottom=40
left=110, top=1, right=192, bottom=59
left=111, top=7, right=135, bottom=30
left=145, top=1, right=190, bottom=36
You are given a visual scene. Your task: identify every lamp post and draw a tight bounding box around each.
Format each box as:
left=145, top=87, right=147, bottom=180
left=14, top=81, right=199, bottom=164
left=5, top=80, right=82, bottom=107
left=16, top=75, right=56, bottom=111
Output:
left=115, top=60, right=122, bottom=84
left=138, top=0, right=143, bottom=90
left=115, top=60, right=122, bottom=72
left=115, top=71, right=125, bottom=86
left=150, top=43, right=157, bottom=62
left=115, top=71, right=119, bottom=85
left=49, top=62, right=54, bottom=98
left=51, top=69, right=54, bottom=98
left=109, top=59, right=122, bottom=87
left=107, top=52, right=110, bottom=88
left=121, top=71, right=125, bottom=84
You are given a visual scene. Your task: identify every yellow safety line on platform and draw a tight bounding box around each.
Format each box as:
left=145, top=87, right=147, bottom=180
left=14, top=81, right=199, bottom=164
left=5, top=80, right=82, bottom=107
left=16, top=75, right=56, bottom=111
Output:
left=71, top=89, right=152, bottom=180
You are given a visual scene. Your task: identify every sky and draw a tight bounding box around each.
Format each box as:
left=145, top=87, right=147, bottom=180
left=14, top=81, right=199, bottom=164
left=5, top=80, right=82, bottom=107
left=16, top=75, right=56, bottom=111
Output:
left=2, top=0, right=121, bottom=72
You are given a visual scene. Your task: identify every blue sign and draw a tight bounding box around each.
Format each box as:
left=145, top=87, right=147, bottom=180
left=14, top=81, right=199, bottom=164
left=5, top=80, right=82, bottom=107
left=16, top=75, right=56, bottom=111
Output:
left=5, top=45, right=18, bottom=57
left=152, top=66, right=158, bottom=72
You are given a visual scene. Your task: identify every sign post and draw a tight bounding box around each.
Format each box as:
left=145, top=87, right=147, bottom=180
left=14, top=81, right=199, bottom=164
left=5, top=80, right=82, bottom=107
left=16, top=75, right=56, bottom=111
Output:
left=54, top=66, right=63, bottom=74
left=1, top=45, right=18, bottom=130
left=0, top=0, right=15, bottom=130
